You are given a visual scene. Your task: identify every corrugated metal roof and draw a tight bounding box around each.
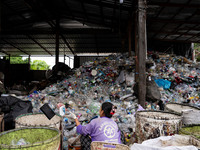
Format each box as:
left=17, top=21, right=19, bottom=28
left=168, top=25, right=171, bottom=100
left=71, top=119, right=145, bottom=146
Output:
left=0, top=0, right=200, bottom=56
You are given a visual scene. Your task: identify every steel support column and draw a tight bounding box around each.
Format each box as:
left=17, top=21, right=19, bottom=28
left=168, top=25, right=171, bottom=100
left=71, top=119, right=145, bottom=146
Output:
left=56, top=18, right=60, bottom=65
left=0, top=0, right=1, bottom=32
left=28, top=55, right=31, bottom=70
left=128, top=19, right=132, bottom=57
left=135, top=0, right=147, bottom=108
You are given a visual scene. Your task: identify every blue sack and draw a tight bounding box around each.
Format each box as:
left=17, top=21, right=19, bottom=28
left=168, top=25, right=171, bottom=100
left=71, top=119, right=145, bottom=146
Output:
left=155, top=79, right=171, bottom=89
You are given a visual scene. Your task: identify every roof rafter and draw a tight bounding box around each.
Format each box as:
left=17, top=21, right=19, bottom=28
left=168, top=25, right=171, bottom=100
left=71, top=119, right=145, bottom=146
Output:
left=99, top=0, right=105, bottom=24
left=4, top=46, right=121, bottom=49
left=148, top=2, right=200, bottom=8
left=27, top=35, right=53, bottom=56
left=152, top=0, right=192, bottom=39
left=147, top=0, right=170, bottom=29
left=23, top=0, right=75, bottom=55
left=112, top=0, right=117, bottom=28
left=163, top=8, right=198, bottom=40
left=0, top=49, right=9, bottom=55
left=185, top=31, right=200, bottom=42
left=60, top=9, right=121, bottom=22
left=148, top=30, right=200, bottom=37
left=60, top=34, right=75, bottom=55
left=153, top=38, right=199, bottom=43
left=62, top=0, right=74, bottom=19
left=2, top=1, right=26, bottom=20
left=48, top=21, right=75, bottom=55
left=81, top=0, right=88, bottom=22
left=73, top=0, right=130, bottom=11
left=149, top=18, right=200, bottom=25
left=2, top=39, right=30, bottom=55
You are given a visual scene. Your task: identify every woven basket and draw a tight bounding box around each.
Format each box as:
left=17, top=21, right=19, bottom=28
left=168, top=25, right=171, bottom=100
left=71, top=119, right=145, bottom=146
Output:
left=0, top=113, right=4, bottom=132
left=179, top=125, right=200, bottom=139
left=165, top=103, right=200, bottom=115
left=15, top=113, right=61, bottom=129
left=165, top=103, right=200, bottom=125
left=0, top=127, right=60, bottom=150
left=91, top=141, right=130, bottom=150
left=136, top=110, right=182, bottom=143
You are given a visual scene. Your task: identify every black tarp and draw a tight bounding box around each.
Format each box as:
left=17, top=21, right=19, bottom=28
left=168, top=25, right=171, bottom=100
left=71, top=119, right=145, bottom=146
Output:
left=0, top=96, right=32, bottom=131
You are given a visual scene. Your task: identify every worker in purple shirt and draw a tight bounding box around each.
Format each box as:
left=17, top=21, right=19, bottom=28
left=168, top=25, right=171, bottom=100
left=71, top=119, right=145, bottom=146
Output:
left=69, top=102, right=121, bottom=150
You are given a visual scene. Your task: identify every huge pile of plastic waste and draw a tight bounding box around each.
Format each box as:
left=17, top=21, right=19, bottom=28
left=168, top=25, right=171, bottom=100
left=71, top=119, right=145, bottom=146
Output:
left=147, top=54, right=200, bottom=107
left=18, top=52, right=200, bottom=149
left=21, top=53, right=137, bottom=149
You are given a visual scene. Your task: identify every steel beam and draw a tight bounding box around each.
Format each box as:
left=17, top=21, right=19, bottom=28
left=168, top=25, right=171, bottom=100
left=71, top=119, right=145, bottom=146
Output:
left=2, top=39, right=29, bottom=55
left=62, top=0, right=74, bottom=19
left=81, top=0, right=88, bottom=22
left=148, top=2, right=200, bottom=8
left=27, top=35, right=53, bottom=56
left=73, top=0, right=130, bottom=11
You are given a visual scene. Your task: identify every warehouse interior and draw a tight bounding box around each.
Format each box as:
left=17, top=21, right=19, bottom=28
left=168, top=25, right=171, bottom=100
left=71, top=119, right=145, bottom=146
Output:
left=1, top=0, right=199, bottom=105
left=0, top=0, right=200, bottom=149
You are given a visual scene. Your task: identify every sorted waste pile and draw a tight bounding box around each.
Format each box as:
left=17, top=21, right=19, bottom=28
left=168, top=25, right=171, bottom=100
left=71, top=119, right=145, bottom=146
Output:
left=21, top=53, right=138, bottom=149
left=17, top=53, right=200, bottom=149
left=147, top=54, right=200, bottom=108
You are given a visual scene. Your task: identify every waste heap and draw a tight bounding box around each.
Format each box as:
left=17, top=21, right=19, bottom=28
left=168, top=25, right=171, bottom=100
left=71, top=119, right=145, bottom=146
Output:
left=21, top=53, right=137, bottom=149
left=18, top=52, right=200, bottom=149
left=147, top=54, right=200, bottom=108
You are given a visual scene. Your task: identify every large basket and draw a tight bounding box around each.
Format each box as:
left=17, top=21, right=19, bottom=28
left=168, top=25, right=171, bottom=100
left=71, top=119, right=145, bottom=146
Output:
left=179, top=125, right=200, bottom=140
left=136, top=110, right=182, bottom=143
left=165, top=103, right=200, bottom=115
left=15, top=113, right=63, bottom=149
left=91, top=141, right=130, bottom=150
left=165, top=103, right=200, bottom=125
left=0, top=127, right=60, bottom=150
left=179, top=125, right=200, bottom=148
left=0, top=112, right=4, bottom=132
left=15, top=113, right=61, bottom=129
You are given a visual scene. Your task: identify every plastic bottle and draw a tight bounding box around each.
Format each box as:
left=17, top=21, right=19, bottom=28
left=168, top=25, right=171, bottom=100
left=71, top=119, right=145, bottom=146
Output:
left=59, top=105, right=65, bottom=116
left=17, top=138, right=29, bottom=145
left=77, top=113, right=82, bottom=120
left=63, top=117, right=71, bottom=126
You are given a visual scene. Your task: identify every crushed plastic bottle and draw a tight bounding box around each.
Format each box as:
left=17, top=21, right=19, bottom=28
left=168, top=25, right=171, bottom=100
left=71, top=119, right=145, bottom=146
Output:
left=11, top=138, right=30, bottom=146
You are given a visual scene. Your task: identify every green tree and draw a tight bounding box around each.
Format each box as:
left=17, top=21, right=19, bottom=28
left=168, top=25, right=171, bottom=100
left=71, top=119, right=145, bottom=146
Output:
left=194, top=43, right=200, bottom=61
left=8, top=57, right=29, bottom=64
left=194, top=43, right=200, bottom=51
left=30, top=60, right=50, bottom=70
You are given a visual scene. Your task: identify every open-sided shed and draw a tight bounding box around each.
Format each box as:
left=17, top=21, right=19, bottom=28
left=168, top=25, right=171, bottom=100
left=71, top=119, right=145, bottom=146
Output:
left=0, top=0, right=200, bottom=106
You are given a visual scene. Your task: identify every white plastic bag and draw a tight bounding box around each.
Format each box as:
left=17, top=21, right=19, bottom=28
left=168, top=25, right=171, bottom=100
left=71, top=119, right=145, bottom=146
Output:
left=131, top=135, right=198, bottom=150
left=182, top=109, right=200, bottom=125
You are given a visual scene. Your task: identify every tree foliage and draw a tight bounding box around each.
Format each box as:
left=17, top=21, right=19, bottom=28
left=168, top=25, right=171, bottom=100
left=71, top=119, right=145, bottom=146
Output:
left=194, top=43, right=200, bottom=51
left=7, top=57, right=50, bottom=70
left=30, top=60, right=50, bottom=70
left=194, top=43, right=200, bottom=62
left=8, top=57, right=29, bottom=64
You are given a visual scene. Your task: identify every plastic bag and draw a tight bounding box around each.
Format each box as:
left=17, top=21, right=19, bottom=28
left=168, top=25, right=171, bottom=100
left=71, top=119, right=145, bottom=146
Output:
left=155, top=79, right=171, bottom=90
left=182, top=109, right=200, bottom=125
left=131, top=135, right=198, bottom=150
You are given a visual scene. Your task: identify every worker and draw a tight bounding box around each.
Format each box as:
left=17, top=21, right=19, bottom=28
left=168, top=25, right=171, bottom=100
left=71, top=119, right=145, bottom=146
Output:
left=69, top=102, right=121, bottom=150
